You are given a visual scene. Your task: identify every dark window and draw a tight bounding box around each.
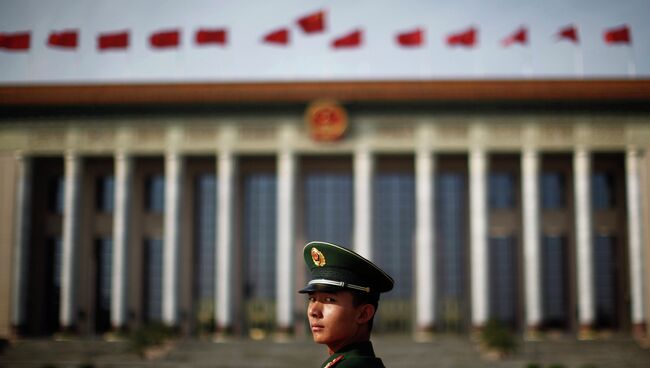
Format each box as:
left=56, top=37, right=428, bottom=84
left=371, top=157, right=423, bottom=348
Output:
left=145, top=175, right=165, bottom=213
left=95, top=237, right=112, bottom=332
left=541, top=172, right=566, bottom=209
left=489, top=236, right=518, bottom=327
left=45, top=237, right=62, bottom=332
left=304, top=173, right=353, bottom=247
left=437, top=173, right=466, bottom=299
left=594, top=235, right=618, bottom=328
left=96, top=176, right=115, bottom=213
left=489, top=172, right=515, bottom=209
left=144, top=238, right=163, bottom=322
left=48, top=176, right=65, bottom=214
left=373, top=173, right=415, bottom=299
left=541, top=235, right=568, bottom=327
left=244, top=173, right=277, bottom=299
left=437, top=173, right=467, bottom=330
left=194, top=174, right=217, bottom=303
left=592, top=172, right=616, bottom=210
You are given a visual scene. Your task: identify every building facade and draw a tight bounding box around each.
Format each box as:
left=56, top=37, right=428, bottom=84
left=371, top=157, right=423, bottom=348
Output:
left=1, top=102, right=649, bottom=340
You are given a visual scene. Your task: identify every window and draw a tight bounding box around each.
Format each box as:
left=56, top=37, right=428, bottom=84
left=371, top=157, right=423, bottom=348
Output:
left=373, top=173, right=415, bottom=299
left=244, top=173, right=277, bottom=299
left=96, top=176, right=115, bottom=213
left=437, top=173, right=467, bottom=302
left=145, top=175, right=165, bottom=213
left=541, top=236, right=567, bottom=327
left=489, top=236, right=518, bottom=327
left=95, top=237, right=112, bottom=331
left=194, top=174, right=217, bottom=302
left=541, top=172, right=566, bottom=209
left=592, top=172, right=616, bottom=210
left=48, top=176, right=65, bottom=214
left=144, top=238, right=163, bottom=322
left=489, top=173, right=515, bottom=209
left=436, top=172, right=468, bottom=331
left=594, top=235, right=618, bottom=327
left=304, top=173, right=353, bottom=247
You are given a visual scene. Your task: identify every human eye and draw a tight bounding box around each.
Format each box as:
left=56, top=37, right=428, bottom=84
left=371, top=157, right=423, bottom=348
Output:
left=324, top=296, right=336, bottom=303
left=308, top=296, right=316, bottom=303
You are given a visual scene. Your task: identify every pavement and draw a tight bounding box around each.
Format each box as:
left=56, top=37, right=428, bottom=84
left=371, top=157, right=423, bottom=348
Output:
left=1, top=335, right=649, bottom=368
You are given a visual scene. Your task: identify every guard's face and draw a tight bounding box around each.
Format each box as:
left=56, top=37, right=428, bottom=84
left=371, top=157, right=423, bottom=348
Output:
left=307, top=290, right=363, bottom=351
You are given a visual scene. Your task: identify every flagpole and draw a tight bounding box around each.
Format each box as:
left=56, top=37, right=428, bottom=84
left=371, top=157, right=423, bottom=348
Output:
left=574, top=46, right=584, bottom=78
left=627, top=46, right=637, bottom=78
left=523, top=48, right=533, bottom=78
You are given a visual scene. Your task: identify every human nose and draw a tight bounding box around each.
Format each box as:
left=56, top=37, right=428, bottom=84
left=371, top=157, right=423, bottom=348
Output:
left=309, top=300, right=323, bottom=318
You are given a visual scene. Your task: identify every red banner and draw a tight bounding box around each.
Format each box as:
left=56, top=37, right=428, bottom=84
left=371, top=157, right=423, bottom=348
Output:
left=0, top=32, right=30, bottom=50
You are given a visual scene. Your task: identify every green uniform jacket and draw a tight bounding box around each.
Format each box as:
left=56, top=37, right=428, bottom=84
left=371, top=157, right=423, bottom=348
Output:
left=319, top=341, right=386, bottom=368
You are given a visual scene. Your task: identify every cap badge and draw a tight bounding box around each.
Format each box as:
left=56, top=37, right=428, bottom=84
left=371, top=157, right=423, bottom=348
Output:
left=311, top=247, right=326, bottom=267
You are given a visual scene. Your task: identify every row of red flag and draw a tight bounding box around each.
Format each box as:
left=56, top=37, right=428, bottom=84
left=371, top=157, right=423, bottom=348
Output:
left=0, top=10, right=633, bottom=51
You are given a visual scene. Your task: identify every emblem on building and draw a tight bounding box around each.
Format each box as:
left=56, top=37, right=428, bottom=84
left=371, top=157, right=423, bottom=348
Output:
left=305, top=100, right=348, bottom=142
left=311, top=247, right=326, bottom=267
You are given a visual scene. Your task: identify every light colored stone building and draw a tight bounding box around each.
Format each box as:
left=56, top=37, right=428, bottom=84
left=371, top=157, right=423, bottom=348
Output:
left=0, top=83, right=649, bottom=340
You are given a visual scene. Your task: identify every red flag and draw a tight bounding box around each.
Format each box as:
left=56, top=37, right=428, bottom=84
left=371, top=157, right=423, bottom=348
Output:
left=150, top=29, right=180, bottom=48
left=0, top=32, right=30, bottom=51
left=332, top=29, right=362, bottom=48
left=556, top=25, right=578, bottom=43
left=196, top=28, right=227, bottom=45
left=263, top=28, right=289, bottom=45
left=297, top=10, right=325, bottom=34
left=446, top=27, right=477, bottom=47
left=397, top=28, right=423, bottom=47
left=502, top=27, right=527, bottom=47
left=47, top=30, right=78, bottom=49
left=98, top=31, right=129, bottom=50
left=604, top=25, right=631, bottom=44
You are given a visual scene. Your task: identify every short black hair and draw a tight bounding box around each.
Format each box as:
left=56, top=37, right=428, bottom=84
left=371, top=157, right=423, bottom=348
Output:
left=351, top=291, right=380, bottom=332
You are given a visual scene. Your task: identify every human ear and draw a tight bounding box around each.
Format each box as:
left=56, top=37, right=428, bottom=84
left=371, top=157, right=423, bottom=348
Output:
left=356, top=304, right=376, bottom=324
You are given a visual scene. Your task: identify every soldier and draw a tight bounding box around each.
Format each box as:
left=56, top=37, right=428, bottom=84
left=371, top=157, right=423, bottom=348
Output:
left=299, top=241, right=394, bottom=368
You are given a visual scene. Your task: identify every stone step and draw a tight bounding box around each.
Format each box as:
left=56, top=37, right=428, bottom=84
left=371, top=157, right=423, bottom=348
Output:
left=1, top=337, right=649, bottom=368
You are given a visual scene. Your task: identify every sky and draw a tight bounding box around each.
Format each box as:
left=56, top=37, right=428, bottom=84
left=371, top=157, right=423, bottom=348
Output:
left=0, top=0, right=648, bottom=84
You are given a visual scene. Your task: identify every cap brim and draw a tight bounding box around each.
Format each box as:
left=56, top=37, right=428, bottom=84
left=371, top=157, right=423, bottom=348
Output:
left=298, top=283, right=346, bottom=294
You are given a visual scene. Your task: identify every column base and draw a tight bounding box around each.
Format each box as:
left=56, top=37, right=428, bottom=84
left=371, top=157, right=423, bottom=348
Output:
left=578, top=324, right=595, bottom=340
left=10, top=325, right=23, bottom=340
left=524, top=325, right=543, bottom=341
left=273, top=326, right=294, bottom=342
left=413, top=325, right=435, bottom=342
left=104, top=325, right=129, bottom=341
left=213, top=325, right=234, bottom=342
left=54, top=325, right=78, bottom=341
left=632, top=322, right=647, bottom=339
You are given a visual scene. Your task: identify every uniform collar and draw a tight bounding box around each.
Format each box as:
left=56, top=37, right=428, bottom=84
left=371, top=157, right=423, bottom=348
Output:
left=321, top=341, right=376, bottom=368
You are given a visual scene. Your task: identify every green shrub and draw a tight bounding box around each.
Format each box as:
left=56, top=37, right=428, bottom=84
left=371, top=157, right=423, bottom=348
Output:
left=525, top=364, right=541, bottom=368
left=547, top=364, right=566, bottom=368
left=480, top=320, right=517, bottom=354
left=129, top=323, right=176, bottom=357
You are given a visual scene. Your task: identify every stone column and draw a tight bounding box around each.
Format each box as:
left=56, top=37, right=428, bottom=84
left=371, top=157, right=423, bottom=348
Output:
left=60, top=151, right=81, bottom=329
left=163, top=152, right=183, bottom=326
left=216, top=150, right=236, bottom=332
left=276, top=150, right=296, bottom=332
left=470, top=148, right=488, bottom=328
left=111, top=152, right=131, bottom=329
left=574, top=148, right=594, bottom=334
left=11, top=154, right=31, bottom=331
left=522, top=148, right=542, bottom=332
left=626, top=147, right=646, bottom=336
left=415, top=149, right=435, bottom=332
left=354, top=147, right=374, bottom=259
